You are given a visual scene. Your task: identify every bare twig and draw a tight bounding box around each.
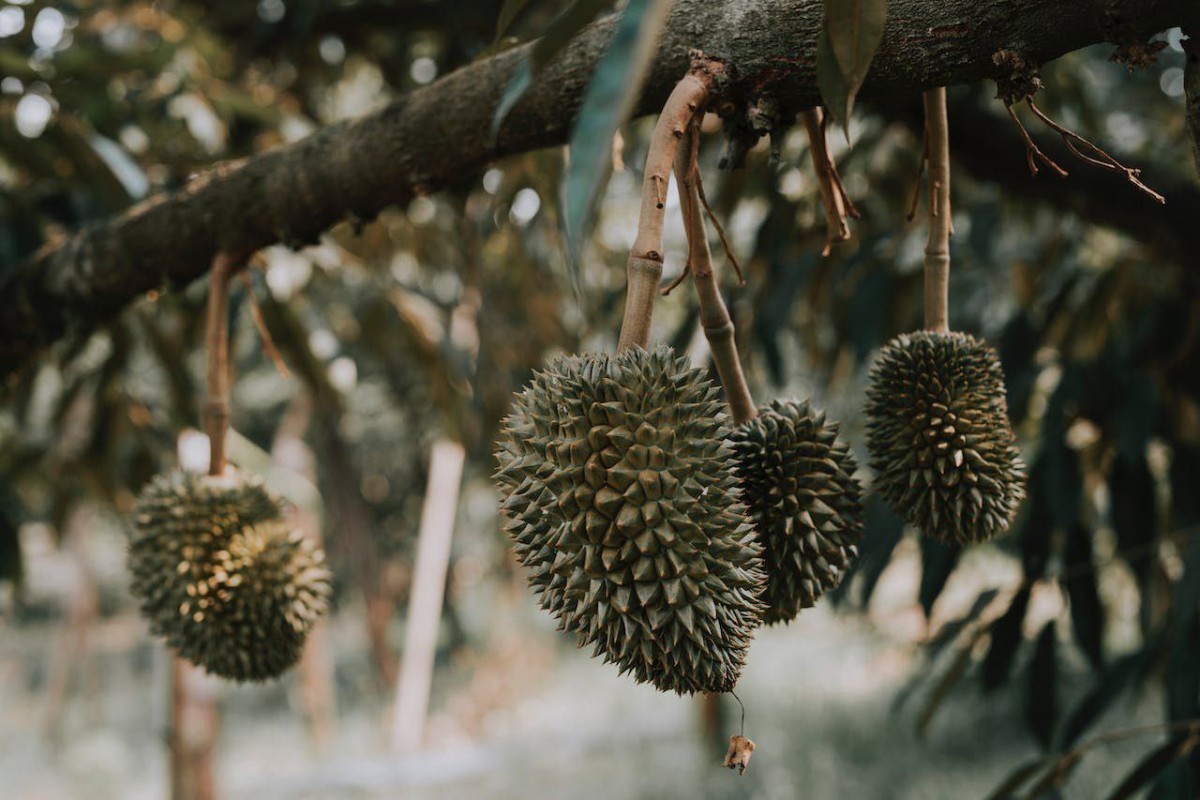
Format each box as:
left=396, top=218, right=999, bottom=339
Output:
left=673, top=117, right=757, bottom=425
left=1025, top=100, right=1165, bottom=203
left=1003, top=102, right=1068, bottom=177
left=801, top=109, right=858, bottom=255
left=239, top=273, right=291, bottom=380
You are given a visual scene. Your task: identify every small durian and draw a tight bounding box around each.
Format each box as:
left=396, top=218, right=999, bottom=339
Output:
left=494, top=346, right=765, bottom=695
left=864, top=331, right=1025, bottom=544
left=729, top=399, right=864, bottom=624
left=129, top=469, right=332, bottom=681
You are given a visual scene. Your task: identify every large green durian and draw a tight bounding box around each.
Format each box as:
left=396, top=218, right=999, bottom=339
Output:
left=494, top=346, right=765, bottom=695
left=864, top=331, right=1026, bottom=544
left=729, top=399, right=864, bottom=624
left=129, top=469, right=332, bottom=681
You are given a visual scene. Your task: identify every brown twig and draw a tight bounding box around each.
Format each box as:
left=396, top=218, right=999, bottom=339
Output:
left=1025, top=99, right=1165, bottom=203
left=906, top=128, right=929, bottom=222
left=673, top=117, right=757, bottom=425
left=693, top=168, right=746, bottom=286
left=801, top=109, right=858, bottom=255
left=923, top=88, right=952, bottom=334
left=1003, top=102, right=1068, bottom=178
left=240, top=273, right=291, bottom=380
left=617, top=57, right=722, bottom=352
left=204, top=252, right=241, bottom=476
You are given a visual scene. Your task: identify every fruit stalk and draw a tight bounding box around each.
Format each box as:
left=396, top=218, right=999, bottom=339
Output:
left=617, top=61, right=720, bottom=352
left=204, top=252, right=239, bottom=476
left=922, top=87, right=952, bottom=334
left=673, top=120, right=757, bottom=426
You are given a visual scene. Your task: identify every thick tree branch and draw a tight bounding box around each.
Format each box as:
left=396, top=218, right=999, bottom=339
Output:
left=0, top=0, right=1189, bottom=377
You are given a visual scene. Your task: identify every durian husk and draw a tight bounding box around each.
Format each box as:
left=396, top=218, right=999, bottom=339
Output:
left=730, top=399, right=864, bottom=624
left=129, top=468, right=332, bottom=681
left=864, top=331, right=1026, bottom=544
left=494, top=346, right=765, bottom=695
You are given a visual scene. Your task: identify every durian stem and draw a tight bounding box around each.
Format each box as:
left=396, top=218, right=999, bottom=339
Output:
left=204, top=252, right=239, bottom=476
left=617, top=60, right=722, bottom=352
left=922, top=87, right=952, bottom=334
left=673, top=119, right=757, bottom=426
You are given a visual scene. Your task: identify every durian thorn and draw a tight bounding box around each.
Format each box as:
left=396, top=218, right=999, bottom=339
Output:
left=205, top=251, right=248, bottom=476
left=921, top=88, right=952, bottom=335
left=619, top=56, right=722, bottom=352
left=674, top=118, right=757, bottom=426
left=802, top=108, right=855, bottom=256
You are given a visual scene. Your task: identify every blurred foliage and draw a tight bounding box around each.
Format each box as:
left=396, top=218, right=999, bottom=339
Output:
left=0, top=1, right=1198, bottom=795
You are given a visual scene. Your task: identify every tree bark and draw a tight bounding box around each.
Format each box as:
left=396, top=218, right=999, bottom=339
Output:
left=0, top=0, right=1189, bottom=377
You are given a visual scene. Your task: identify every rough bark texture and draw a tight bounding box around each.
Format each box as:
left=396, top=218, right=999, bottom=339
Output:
left=0, top=0, right=1190, bottom=377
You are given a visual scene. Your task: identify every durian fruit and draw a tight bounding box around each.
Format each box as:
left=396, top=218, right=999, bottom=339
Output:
left=494, top=345, right=765, bottom=695
left=865, top=331, right=1026, bottom=544
left=729, top=399, right=864, bottom=624
left=129, top=468, right=332, bottom=681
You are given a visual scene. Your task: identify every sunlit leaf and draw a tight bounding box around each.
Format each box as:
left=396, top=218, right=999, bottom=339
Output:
left=561, top=0, right=672, bottom=274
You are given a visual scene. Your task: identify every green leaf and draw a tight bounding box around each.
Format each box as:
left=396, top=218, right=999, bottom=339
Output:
left=982, top=584, right=1032, bottom=691
left=983, top=759, right=1048, bottom=800
left=1058, top=650, right=1146, bottom=750
left=815, top=27, right=852, bottom=134
left=824, top=0, right=888, bottom=93
left=492, top=0, right=613, bottom=138
left=918, top=536, right=960, bottom=618
left=818, top=0, right=887, bottom=138
left=495, top=0, right=536, bottom=40
left=1064, top=523, right=1105, bottom=670
left=561, top=0, right=672, bottom=273
left=1106, top=733, right=1200, bottom=800
left=1027, top=621, right=1058, bottom=750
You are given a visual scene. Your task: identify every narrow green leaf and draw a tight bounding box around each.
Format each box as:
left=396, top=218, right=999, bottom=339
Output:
left=495, top=0, right=536, bottom=40
left=1025, top=750, right=1084, bottom=799
left=981, top=584, right=1032, bottom=691
left=561, top=0, right=672, bottom=274
left=1027, top=621, right=1058, bottom=750
left=815, top=27, right=852, bottom=134
left=983, top=758, right=1048, bottom=800
left=491, top=0, right=613, bottom=138
left=1058, top=650, right=1146, bottom=750
left=1106, top=733, right=1200, bottom=800
left=824, top=0, right=888, bottom=89
left=917, top=536, right=960, bottom=619
left=1064, top=523, right=1105, bottom=670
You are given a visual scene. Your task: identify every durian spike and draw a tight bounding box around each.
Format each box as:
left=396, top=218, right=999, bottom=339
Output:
left=922, top=87, right=952, bottom=334
left=672, top=117, right=757, bottom=426
left=617, top=56, right=723, bottom=353
left=204, top=251, right=245, bottom=476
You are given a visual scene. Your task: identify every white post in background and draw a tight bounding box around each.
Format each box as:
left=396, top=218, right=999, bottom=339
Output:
left=390, top=438, right=466, bottom=753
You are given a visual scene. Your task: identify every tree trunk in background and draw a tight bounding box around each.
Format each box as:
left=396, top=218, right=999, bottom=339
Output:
left=0, top=0, right=1191, bottom=377
left=391, top=438, right=465, bottom=753
left=169, top=658, right=218, bottom=800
